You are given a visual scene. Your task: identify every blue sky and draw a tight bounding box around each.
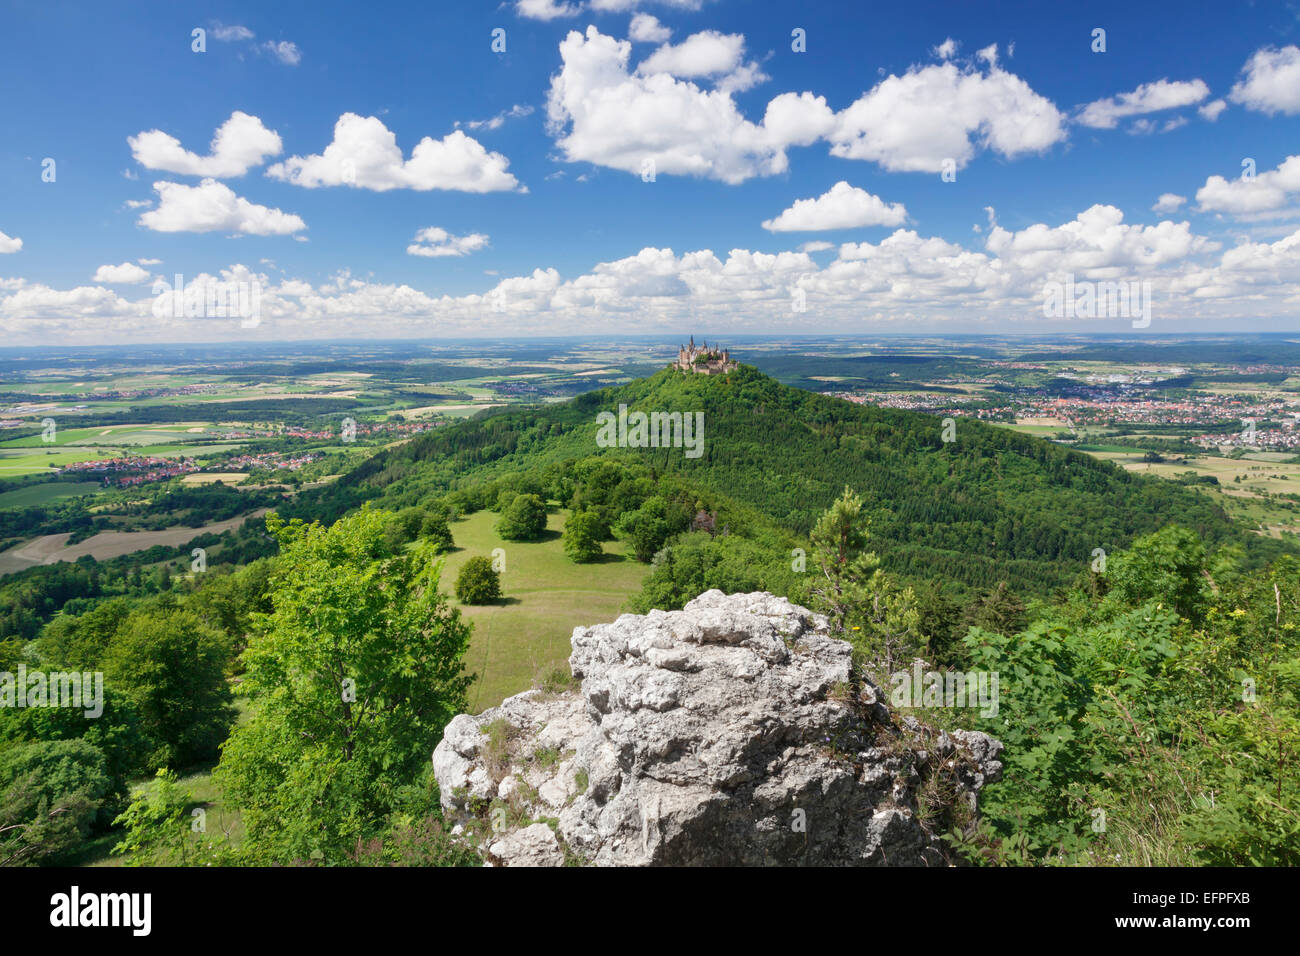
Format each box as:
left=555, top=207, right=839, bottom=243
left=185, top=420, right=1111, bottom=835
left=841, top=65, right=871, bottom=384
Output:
left=2, top=0, right=1300, bottom=342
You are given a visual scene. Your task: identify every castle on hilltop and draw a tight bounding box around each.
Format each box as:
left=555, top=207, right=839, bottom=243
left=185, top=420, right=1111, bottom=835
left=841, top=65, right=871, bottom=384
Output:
left=675, top=336, right=737, bottom=375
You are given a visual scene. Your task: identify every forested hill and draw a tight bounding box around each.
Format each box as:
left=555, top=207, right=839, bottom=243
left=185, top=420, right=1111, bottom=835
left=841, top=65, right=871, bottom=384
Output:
left=309, top=364, right=1271, bottom=595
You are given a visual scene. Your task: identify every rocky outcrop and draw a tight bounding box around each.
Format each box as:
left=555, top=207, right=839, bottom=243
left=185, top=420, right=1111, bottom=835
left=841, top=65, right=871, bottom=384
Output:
left=433, top=590, right=1003, bottom=866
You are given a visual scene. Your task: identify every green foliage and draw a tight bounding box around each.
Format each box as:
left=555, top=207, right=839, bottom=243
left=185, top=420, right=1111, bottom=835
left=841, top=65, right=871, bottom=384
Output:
left=101, top=605, right=235, bottom=769
left=562, top=510, right=604, bottom=563
left=420, top=512, right=454, bottom=553
left=111, top=768, right=194, bottom=866
left=214, top=506, right=473, bottom=864
left=455, top=555, right=502, bottom=605
left=630, top=530, right=806, bottom=612
left=496, top=493, right=547, bottom=541
left=617, top=495, right=691, bottom=563
left=0, top=738, right=110, bottom=865
left=809, top=487, right=924, bottom=671
left=331, top=365, right=1260, bottom=599
left=964, top=531, right=1300, bottom=866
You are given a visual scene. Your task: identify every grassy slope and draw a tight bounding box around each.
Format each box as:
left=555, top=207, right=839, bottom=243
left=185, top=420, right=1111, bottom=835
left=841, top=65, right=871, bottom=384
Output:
left=438, top=508, right=649, bottom=710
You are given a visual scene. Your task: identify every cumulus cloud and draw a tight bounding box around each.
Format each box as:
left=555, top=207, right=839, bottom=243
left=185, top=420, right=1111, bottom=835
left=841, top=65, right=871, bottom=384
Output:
left=829, top=49, right=1066, bottom=172
left=982, top=203, right=1215, bottom=276
left=8, top=209, right=1300, bottom=342
left=266, top=113, right=522, bottom=192
left=1076, top=78, right=1208, bottom=129
left=636, top=31, right=765, bottom=92
left=138, top=179, right=307, bottom=235
left=129, top=111, right=283, bottom=178
left=547, top=27, right=831, bottom=183
left=1229, top=45, right=1300, bottom=115
left=138, top=258, right=162, bottom=266
left=762, top=181, right=907, bottom=232
left=629, top=14, right=671, bottom=43
left=516, top=0, right=581, bottom=20
left=93, top=262, right=152, bottom=284
left=0, top=231, right=21, bottom=254
left=933, top=38, right=958, bottom=60
left=1195, top=155, right=1300, bottom=218
left=407, top=227, right=491, bottom=258
left=1152, top=193, right=1187, bottom=214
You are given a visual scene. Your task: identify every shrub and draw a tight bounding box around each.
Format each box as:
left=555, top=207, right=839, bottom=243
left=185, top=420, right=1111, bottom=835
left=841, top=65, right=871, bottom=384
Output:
left=455, top=556, right=502, bottom=605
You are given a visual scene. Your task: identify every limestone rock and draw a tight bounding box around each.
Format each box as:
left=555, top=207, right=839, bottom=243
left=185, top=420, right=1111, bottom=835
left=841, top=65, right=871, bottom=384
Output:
left=433, top=590, right=1003, bottom=866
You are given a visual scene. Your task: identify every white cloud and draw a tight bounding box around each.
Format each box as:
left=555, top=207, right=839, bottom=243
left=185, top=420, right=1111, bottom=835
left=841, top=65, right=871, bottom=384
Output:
left=516, top=0, right=581, bottom=20
left=589, top=0, right=704, bottom=10
left=212, top=23, right=254, bottom=42
left=123, top=199, right=152, bottom=210
left=762, top=181, right=907, bottom=232
left=266, top=113, right=522, bottom=192
left=407, top=227, right=491, bottom=258
left=637, top=30, right=743, bottom=79
left=982, top=203, right=1215, bottom=276
left=547, top=27, right=831, bottom=184
left=829, top=55, right=1065, bottom=172
left=933, top=38, right=958, bottom=60
left=262, top=40, right=302, bottom=65
left=629, top=14, right=671, bottom=43
left=1152, top=193, right=1187, bottom=214
left=465, top=104, right=535, bottom=132
left=93, top=262, right=152, bottom=284
left=1199, top=98, right=1227, bottom=121
left=1195, top=155, right=1300, bottom=218
left=1075, top=78, right=1209, bottom=129
left=138, top=179, right=307, bottom=235
left=138, top=258, right=162, bottom=266
left=12, top=204, right=1300, bottom=342
left=800, top=241, right=834, bottom=253
left=1229, top=45, right=1300, bottom=115
left=129, top=111, right=283, bottom=178
left=0, top=231, right=22, bottom=254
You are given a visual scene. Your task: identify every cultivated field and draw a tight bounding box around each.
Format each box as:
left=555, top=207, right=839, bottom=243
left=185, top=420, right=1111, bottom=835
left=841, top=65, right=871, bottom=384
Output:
left=0, top=508, right=269, bottom=574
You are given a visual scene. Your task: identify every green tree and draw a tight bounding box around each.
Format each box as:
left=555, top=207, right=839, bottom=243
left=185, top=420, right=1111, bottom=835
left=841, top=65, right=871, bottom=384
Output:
left=809, top=487, right=923, bottom=671
left=562, top=511, right=604, bottom=563
left=215, top=507, right=473, bottom=863
left=496, top=493, right=547, bottom=541
left=102, top=605, right=235, bottom=769
left=617, top=496, right=690, bottom=563
left=455, top=556, right=502, bottom=605
left=420, top=512, right=454, bottom=553
left=0, top=738, right=111, bottom=866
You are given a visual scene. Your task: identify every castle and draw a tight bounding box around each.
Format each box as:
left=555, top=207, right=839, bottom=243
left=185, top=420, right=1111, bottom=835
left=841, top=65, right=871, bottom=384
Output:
left=674, top=336, right=737, bottom=375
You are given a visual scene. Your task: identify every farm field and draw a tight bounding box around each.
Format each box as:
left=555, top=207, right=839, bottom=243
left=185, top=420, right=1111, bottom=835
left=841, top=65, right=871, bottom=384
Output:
left=0, top=480, right=102, bottom=508
left=0, top=508, right=269, bottom=574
